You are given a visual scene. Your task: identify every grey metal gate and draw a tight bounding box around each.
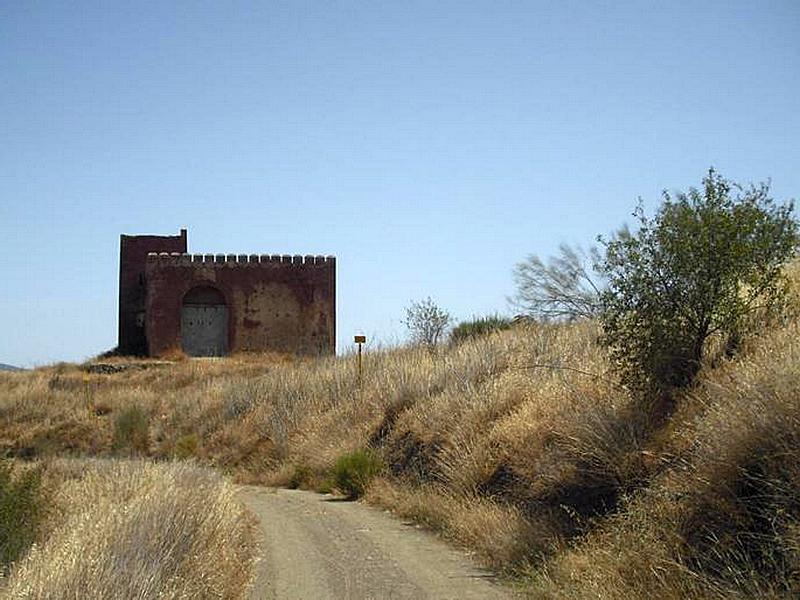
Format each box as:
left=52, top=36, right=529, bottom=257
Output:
left=181, top=305, right=229, bottom=357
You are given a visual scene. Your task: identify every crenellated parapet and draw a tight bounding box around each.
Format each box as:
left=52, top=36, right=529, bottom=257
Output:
left=145, top=252, right=335, bottom=267
left=121, top=228, right=335, bottom=358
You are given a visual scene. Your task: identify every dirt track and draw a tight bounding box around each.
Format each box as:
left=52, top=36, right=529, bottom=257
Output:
left=239, top=486, right=519, bottom=600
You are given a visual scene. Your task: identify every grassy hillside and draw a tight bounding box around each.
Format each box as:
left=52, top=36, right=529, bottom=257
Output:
left=1, top=296, right=798, bottom=596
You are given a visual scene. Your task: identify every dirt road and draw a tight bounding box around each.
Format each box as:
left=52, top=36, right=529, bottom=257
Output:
left=238, top=486, right=520, bottom=600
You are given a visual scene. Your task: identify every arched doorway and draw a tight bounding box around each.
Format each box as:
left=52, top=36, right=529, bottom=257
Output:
left=181, top=286, right=229, bottom=356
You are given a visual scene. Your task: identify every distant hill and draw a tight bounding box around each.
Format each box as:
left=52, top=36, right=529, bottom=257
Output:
left=0, top=363, right=22, bottom=372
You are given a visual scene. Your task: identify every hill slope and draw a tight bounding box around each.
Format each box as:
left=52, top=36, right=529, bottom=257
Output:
left=0, top=313, right=798, bottom=597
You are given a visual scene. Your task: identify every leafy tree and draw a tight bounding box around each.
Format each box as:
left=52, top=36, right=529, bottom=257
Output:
left=403, top=297, right=451, bottom=348
left=599, top=169, right=797, bottom=394
left=511, top=244, right=603, bottom=320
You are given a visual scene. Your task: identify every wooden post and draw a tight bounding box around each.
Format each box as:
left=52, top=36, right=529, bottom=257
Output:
left=354, top=335, right=366, bottom=393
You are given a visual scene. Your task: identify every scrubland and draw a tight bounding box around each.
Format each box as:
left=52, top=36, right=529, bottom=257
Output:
left=1, top=294, right=799, bottom=597
left=0, top=460, right=255, bottom=599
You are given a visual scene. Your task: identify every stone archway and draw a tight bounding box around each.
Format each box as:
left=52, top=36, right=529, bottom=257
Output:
left=181, top=286, right=229, bottom=357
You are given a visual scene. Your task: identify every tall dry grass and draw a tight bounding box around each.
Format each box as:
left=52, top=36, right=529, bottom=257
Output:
left=1, top=459, right=256, bottom=599
left=526, top=318, right=800, bottom=598
left=1, top=289, right=799, bottom=596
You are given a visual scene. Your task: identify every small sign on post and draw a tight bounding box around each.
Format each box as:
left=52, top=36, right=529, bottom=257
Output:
left=354, top=334, right=366, bottom=391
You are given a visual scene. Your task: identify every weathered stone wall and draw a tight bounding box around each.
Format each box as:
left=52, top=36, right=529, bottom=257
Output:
left=118, top=230, right=187, bottom=355
left=144, top=253, right=336, bottom=357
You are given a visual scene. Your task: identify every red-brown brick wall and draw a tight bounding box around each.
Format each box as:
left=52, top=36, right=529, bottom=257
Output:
left=144, top=254, right=335, bottom=357
left=118, top=230, right=187, bottom=355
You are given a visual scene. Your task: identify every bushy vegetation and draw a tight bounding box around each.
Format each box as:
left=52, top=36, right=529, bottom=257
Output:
left=331, top=449, right=383, bottom=499
left=403, top=296, right=451, bottom=347
left=600, top=169, right=797, bottom=395
left=287, top=463, right=313, bottom=489
left=0, top=462, right=44, bottom=572
left=450, top=315, right=512, bottom=344
left=514, top=171, right=797, bottom=400
left=112, top=405, right=150, bottom=455
left=174, top=433, right=199, bottom=459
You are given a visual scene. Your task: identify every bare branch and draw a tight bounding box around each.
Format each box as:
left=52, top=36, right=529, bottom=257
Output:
left=511, top=244, right=604, bottom=320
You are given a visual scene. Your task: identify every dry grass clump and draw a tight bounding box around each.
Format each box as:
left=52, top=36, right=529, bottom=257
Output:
left=1, top=459, right=256, bottom=599
left=366, top=477, right=548, bottom=570
left=390, top=323, right=650, bottom=542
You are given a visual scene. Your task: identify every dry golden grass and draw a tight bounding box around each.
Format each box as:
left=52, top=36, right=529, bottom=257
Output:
left=1, top=459, right=256, bottom=599
left=366, top=477, right=546, bottom=570
left=1, top=293, right=799, bottom=596
left=521, top=318, right=800, bottom=599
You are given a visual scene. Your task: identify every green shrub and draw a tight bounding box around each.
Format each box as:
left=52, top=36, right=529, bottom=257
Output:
left=450, top=315, right=512, bottom=344
left=112, top=405, right=150, bottom=455
left=316, top=478, right=333, bottom=495
left=287, top=463, right=313, bottom=489
left=0, top=461, right=44, bottom=571
left=600, top=169, right=798, bottom=394
left=174, top=433, right=200, bottom=459
left=331, top=449, right=383, bottom=499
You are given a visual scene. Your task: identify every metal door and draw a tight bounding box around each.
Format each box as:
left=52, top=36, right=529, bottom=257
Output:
left=181, top=305, right=229, bottom=356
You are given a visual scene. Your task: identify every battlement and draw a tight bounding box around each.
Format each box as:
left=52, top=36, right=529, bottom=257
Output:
left=121, top=227, right=336, bottom=358
left=146, top=252, right=335, bottom=267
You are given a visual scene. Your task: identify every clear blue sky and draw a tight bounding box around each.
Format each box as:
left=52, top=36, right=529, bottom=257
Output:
left=2, top=1, right=798, bottom=367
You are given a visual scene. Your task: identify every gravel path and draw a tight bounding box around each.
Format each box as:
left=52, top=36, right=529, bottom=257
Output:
left=238, top=486, right=520, bottom=600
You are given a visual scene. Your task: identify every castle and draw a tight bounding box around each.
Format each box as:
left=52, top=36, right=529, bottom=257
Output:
left=118, top=229, right=336, bottom=357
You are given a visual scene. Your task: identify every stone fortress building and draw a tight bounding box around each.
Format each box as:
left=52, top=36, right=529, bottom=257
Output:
left=118, top=229, right=336, bottom=357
